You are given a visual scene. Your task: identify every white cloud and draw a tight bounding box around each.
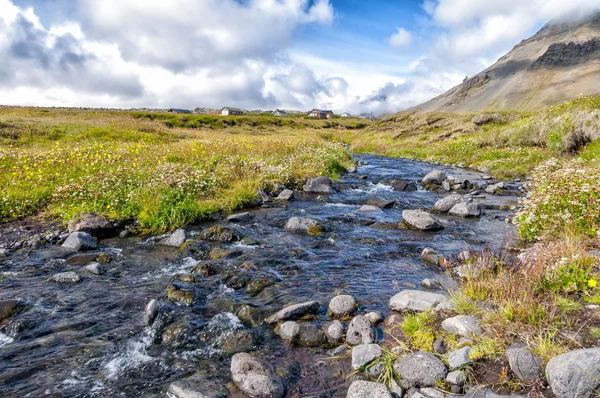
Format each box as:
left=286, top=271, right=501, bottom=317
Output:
left=388, top=28, right=413, bottom=48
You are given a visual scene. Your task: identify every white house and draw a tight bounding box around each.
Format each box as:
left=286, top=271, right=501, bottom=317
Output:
left=221, top=107, right=243, bottom=116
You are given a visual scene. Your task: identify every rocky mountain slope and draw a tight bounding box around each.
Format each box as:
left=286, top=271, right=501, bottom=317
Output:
left=419, top=11, right=600, bottom=112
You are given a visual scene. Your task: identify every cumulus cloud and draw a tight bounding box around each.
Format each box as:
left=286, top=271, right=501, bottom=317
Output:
left=389, top=28, right=413, bottom=48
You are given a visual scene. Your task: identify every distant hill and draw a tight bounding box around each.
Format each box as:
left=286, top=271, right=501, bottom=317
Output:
left=418, top=11, right=600, bottom=112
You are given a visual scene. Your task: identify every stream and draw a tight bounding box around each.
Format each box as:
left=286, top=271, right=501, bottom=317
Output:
left=0, top=154, right=521, bottom=397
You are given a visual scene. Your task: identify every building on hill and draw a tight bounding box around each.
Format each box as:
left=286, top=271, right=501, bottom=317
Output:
left=168, top=108, right=192, bottom=114
left=308, top=109, right=334, bottom=119
left=221, top=107, right=244, bottom=116
left=273, top=109, right=287, bottom=116
left=341, top=112, right=352, bottom=117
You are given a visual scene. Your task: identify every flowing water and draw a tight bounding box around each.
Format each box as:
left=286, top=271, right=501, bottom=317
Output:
left=0, top=155, right=521, bottom=397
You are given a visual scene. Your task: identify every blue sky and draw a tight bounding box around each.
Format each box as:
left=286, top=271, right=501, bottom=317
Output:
left=0, top=0, right=598, bottom=113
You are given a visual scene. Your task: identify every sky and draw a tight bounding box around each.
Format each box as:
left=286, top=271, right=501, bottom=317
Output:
left=0, top=0, right=598, bottom=114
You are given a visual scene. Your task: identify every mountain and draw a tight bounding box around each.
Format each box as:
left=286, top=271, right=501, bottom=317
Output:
left=419, top=11, right=600, bottom=112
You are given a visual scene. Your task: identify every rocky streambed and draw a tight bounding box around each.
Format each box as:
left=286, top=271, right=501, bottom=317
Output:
left=0, top=155, right=528, bottom=397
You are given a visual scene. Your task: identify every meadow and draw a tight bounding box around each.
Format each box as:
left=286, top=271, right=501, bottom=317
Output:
left=0, top=108, right=359, bottom=232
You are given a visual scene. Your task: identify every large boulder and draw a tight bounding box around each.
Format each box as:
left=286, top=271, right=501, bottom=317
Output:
left=402, top=210, right=443, bottom=231
left=230, top=353, right=285, bottom=398
left=68, top=213, right=115, bottom=238
left=506, top=343, right=543, bottom=383
left=303, top=176, right=335, bottom=194
left=346, top=315, right=376, bottom=345
left=352, top=344, right=383, bottom=370
left=388, top=290, right=449, bottom=312
left=346, top=380, right=392, bottom=398
left=328, top=295, right=356, bottom=317
left=434, top=194, right=464, bottom=213
left=276, top=189, right=295, bottom=201
left=422, top=170, right=447, bottom=185
left=265, top=301, right=320, bottom=324
left=441, top=315, right=481, bottom=337
left=449, top=202, right=481, bottom=218
left=284, top=217, right=321, bottom=234
left=545, top=348, right=600, bottom=398
left=61, top=232, right=97, bottom=251
left=393, top=351, right=447, bottom=387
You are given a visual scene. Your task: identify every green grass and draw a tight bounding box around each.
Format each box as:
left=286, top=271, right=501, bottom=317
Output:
left=0, top=108, right=356, bottom=232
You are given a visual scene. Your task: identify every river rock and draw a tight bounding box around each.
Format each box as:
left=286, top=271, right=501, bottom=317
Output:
left=303, top=176, right=335, bottom=194
left=62, top=232, right=97, bottom=251
left=347, top=381, right=392, bottom=398
left=366, top=197, right=395, bottom=209
left=434, top=194, right=463, bottom=212
left=448, top=202, right=480, bottom=217
left=278, top=321, right=301, bottom=342
left=352, top=344, right=383, bottom=370
left=181, top=241, right=210, bottom=259
left=159, top=229, right=187, bottom=247
left=365, top=311, right=383, bottom=324
left=346, top=315, right=376, bottom=345
left=464, top=388, right=527, bottom=398
left=49, top=271, right=81, bottom=283
left=276, top=189, right=294, bottom=201
left=448, top=346, right=473, bottom=369
left=485, top=182, right=504, bottom=194
left=441, top=315, right=481, bottom=337
left=168, top=378, right=227, bottom=398
left=83, top=262, right=104, bottom=275
left=265, top=301, right=320, bottom=324
left=324, top=320, right=346, bottom=344
left=388, top=290, right=449, bottom=312
left=402, top=210, right=443, bottom=231
left=393, top=351, right=447, bottom=387
left=422, top=170, right=447, bottom=185
left=199, top=226, right=239, bottom=242
left=421, top=278, right=441, bottom=289
left=388, top=178, right=415, bottom=192
left=230, top=353, right=285, bottom=398
left=144, top=299, right=159, bottom=326
left=505, top=343, right=543, bottom=383
left=446, top=370, right=465, bottom=386
left=329, top=295, right=356, bottom=317
left=420, top=248, right=446, bottom=265
left=284, top=217, right=322, bottom=234
left=356, top=205, right=384, bottom=214
left=0, top=299, right=20, bottom=320
left=545, top=348, right=600, bottom=398
left=227, top=212, right=252, bottom=222
left=68, top=213, right=115, bottom=238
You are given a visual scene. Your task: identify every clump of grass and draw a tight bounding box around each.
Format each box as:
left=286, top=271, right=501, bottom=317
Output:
left=469, top=336, right=506, bottom=362
left=400, top=310, right=436, bottom=351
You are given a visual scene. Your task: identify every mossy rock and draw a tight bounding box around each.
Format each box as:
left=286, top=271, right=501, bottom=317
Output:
left=176, top=274, right=200, bottom=283
left=192, top=262, right=217, bottom=276
left=307, top=225, right=324, bottom=236
left=165, top=285, right=194, bottom=306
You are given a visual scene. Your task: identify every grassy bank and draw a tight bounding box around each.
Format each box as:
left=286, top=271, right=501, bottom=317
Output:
left=333, top=95, right=600, bottom=179
left=0, top=108, right=359, bottom=232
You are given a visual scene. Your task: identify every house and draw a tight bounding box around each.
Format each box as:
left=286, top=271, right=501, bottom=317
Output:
left=221, top=107, right=244, bottom=116
left=308, top=109, right=334, bottom=119
left=273, top=109, right=287, bottom=116
left=341, top=112, right=352, bottom=118
left=168, top=108, right=192, bottom=114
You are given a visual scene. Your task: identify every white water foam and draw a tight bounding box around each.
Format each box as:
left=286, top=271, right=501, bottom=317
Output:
left=139, top=257, right=197, bottom=281
left=103, top=331, right=155, bottom=380
left=347, top=183, right=393, bottom=193
left=0, top=332, right=13, bottom=348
